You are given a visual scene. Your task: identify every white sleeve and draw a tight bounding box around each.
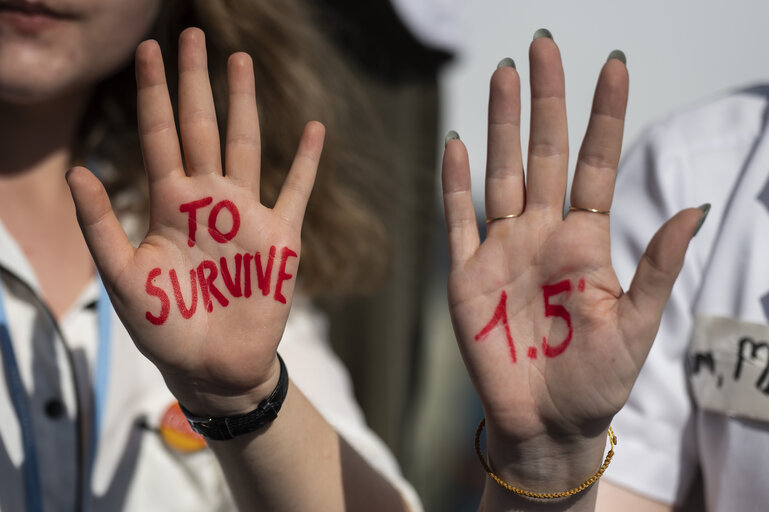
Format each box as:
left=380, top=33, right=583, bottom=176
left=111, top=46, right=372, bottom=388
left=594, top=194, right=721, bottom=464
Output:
left=606, top=121, right=704, bottom=505
left=277, top=297, right=423, bottom=512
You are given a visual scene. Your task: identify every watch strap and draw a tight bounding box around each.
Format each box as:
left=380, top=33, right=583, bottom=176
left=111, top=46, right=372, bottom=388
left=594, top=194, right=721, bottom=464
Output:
left=179, top=353, right=289, bottom=441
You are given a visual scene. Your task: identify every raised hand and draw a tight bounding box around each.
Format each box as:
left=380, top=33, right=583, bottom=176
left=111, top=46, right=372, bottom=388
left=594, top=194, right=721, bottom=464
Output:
left=442, top=34, right=705, bottom=502
left=66, top=28, right=323, bottom=417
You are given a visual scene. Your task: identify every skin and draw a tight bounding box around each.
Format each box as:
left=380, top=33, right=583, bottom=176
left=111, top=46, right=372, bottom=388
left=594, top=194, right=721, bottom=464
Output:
left=67, top=30, right=313, bottom=416
left=442, top=35, right=700, bottom=511
left=67, top=28, right=408, bottom=511
left=0, top=0, right=161, bottom=318
left=0, top=0, right=161, bottom=103
left=1, top=2, right=408, bottom=508
left=0, top=3, right=681, bottom=509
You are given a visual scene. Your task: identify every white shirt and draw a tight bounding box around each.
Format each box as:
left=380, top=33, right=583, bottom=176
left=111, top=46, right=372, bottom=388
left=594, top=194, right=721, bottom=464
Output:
left=0, top=218, right=421, bottom=510
left=606, top=87, right=769, bottom=511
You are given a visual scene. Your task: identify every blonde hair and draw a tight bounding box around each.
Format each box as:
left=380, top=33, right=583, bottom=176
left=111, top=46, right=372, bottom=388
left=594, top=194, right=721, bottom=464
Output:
left=78, top=0, right=390, bottom=295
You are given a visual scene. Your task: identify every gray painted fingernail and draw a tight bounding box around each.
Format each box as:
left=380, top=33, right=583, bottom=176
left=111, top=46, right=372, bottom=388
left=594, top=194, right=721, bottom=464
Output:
left=607, top=49, right=627, bottom=65
left=693, top=203, right=711, bottom=237
left=497, top=57, right=516, bottom=69
left=445, top=130, right=460, bottom=146
left=533, top=28, right=553, bottom=40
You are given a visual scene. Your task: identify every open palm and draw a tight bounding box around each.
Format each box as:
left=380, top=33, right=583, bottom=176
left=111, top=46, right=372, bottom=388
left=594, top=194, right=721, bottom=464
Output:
left=66, top=28, right=323, bottom=416
left=443, top=35, right=704, bottom=464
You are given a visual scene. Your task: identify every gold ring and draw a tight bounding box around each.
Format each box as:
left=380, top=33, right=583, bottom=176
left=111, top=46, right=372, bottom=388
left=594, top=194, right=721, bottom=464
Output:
left=485, top=213, right=521, bottom=224
left=569, top=206, right=610, bottom=216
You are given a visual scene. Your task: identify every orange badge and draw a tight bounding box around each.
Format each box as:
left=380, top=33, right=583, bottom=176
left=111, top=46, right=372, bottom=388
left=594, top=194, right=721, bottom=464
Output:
left=159, top=402, right=207, bottom=452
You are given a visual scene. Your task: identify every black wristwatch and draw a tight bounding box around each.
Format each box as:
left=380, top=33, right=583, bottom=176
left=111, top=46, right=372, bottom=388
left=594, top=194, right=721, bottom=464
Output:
left=179, top=354, right=289, bottom=441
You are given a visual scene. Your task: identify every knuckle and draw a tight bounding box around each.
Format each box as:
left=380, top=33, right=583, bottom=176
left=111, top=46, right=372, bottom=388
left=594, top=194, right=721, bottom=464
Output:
left=180, top=108, right=217, bottom=125
left=139, top=119, right=177, bottom=137
left=578, top=151, right=615, bottom=171
left=529, top=141, right=566, bottom=159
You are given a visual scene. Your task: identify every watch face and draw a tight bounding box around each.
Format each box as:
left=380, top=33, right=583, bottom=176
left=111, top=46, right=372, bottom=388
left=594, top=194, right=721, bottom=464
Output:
left=159, top=402, right=207, bottom=452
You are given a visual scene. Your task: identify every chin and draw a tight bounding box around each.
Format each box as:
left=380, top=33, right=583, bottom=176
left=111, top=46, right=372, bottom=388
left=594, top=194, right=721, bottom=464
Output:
left=0, top=39, right=81, bottom=104
left=0, top=72, right=81, bottom=105
left=0, top=10, right=150, bottom=107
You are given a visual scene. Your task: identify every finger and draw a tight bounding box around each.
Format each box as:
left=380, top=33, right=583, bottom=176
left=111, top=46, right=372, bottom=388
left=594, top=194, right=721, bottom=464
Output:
left=621, top=206, right=709, bottom=341
left=570, top=52, right=629, bottom=217
left=225, top=52, right=261, bottom=192
left=135, top=40, right=185, bottom=185
left=66, top=167, right=135, bottom=283
left=485, top=60, right=525, bottom=225
left=442, top=133, right=480, bottom=268
left=178, top=28, right=222, bottom=177
left=274, top=122, right=324, bottom=227
left=526, top=32, right=569, bottom=215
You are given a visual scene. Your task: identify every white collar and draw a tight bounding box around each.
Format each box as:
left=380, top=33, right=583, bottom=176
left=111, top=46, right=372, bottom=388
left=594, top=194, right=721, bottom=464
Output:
left=0, top=216, right=100, bottom=318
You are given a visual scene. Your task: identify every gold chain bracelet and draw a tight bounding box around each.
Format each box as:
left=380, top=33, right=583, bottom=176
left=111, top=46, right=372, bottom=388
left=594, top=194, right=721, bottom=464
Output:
left=474, top=418, right=617, bottom=499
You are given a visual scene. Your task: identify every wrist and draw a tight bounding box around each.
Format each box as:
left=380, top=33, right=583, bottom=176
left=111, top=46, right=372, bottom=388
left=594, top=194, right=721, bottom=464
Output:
left=482, top=420, right=611, bottom=495
left=166, top=355, right=283, bottom=418
left=178, top=354, right=289, bottom=441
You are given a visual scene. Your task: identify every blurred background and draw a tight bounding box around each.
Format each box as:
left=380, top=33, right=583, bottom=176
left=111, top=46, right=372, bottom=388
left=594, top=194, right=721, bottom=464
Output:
left=315, top=1, right=769, bottom=510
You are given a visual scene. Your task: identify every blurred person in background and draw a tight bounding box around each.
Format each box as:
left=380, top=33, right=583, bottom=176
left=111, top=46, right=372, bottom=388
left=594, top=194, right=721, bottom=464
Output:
left=597, top=84, right=769, bottom=510
left=0, top=0, right=420, bottom=509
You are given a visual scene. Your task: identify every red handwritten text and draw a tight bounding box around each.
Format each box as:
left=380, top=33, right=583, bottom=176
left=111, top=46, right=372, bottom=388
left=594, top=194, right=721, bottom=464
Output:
left=474, top=278, right=581, bottom=363
left=197, top=260, right=229, bottom=312
left=146, top=268, right=171, bottom=325
left=541, top=280, right=572, bottom=357
left=474, top=290, right=517, bottom=363
left=179, top=197, right=213, bottom=247
left=179, top=196, right=241, bottom=247
left=169, top=269, right=198, bottom=319
left=255, top=246, right=276, bottom=296
left=274, top=247, right=298, bottom=304
left=208, top=200, right=240, bottom=243
left=144, top=245, right=297, bottom=324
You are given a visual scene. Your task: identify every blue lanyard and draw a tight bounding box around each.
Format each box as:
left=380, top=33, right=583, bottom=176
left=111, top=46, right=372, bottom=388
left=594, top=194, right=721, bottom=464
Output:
left=86, top=277, right=112, bottom=510
left=0, top=273, right=111, bottom=512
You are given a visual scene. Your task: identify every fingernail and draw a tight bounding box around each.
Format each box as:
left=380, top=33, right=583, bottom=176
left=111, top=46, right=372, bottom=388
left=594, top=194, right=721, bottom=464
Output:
left=445, top=130, right=460, bottom=146
left=497, top=57, right=516, bottom=69
left=607, top=49, right=627, bottom=65
left=533, top=28, right=553, bottom=41
left=693, top=203, right=711, bottom=237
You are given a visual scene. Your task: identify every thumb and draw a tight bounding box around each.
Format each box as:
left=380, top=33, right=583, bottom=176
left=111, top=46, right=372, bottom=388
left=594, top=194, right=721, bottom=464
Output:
left=66, top=166, right=134, bottom=284
left=621, top=204, right=710, bottom=339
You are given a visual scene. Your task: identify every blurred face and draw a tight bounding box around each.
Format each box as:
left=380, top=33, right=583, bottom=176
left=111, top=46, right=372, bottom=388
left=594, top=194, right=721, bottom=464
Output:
left=0, top=0, right=161, bottom=104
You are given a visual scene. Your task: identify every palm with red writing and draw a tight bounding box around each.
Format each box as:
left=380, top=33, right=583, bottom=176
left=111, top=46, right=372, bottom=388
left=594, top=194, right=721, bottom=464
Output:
left=65, top=28, right=321, bottom=416
left=443, top=36, right=704, bottom=491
